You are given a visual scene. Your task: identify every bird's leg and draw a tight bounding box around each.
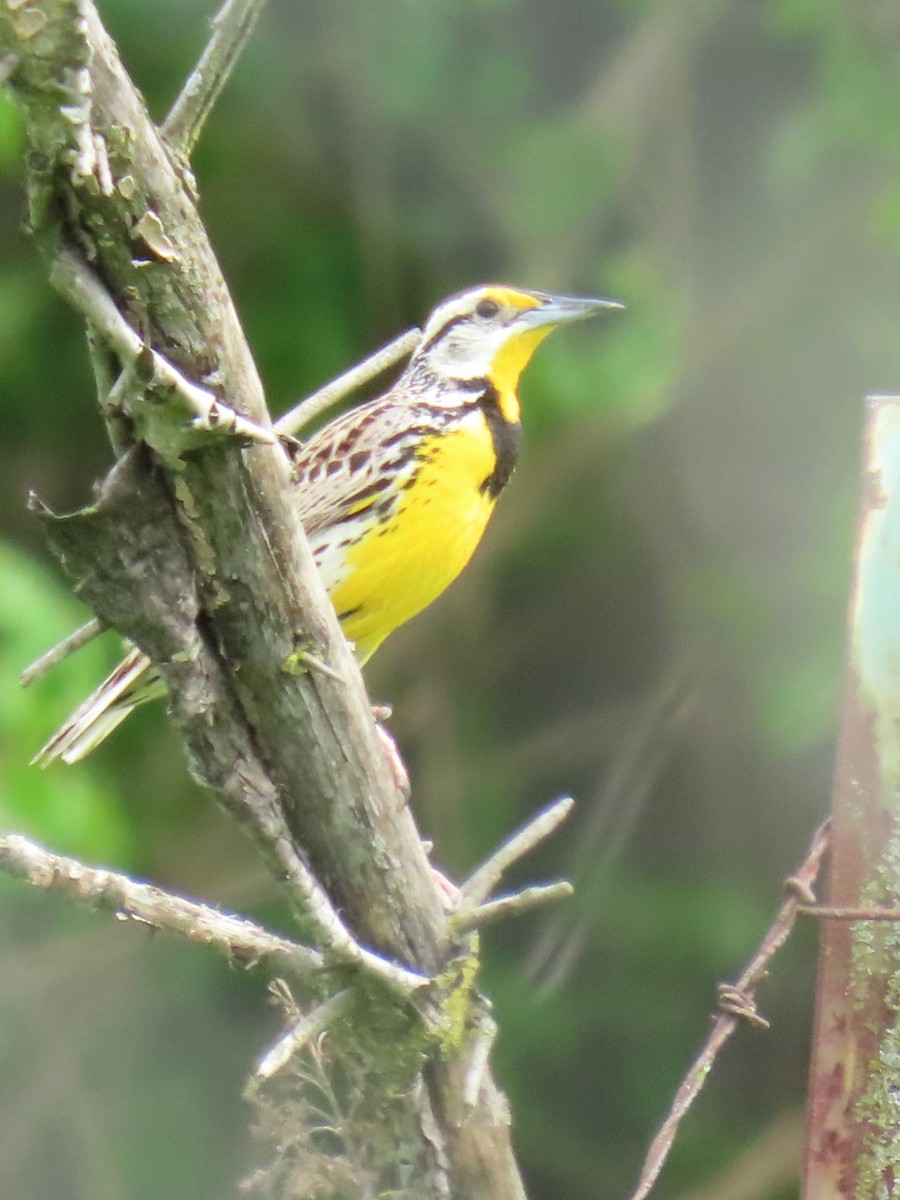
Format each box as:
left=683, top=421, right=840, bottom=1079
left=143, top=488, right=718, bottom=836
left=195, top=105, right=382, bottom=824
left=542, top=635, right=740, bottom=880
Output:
left=370, top=703, right=410, bottom=799
left=429, top=863, right=463, bottom=912
left=370, top=703, right=460, bottom=910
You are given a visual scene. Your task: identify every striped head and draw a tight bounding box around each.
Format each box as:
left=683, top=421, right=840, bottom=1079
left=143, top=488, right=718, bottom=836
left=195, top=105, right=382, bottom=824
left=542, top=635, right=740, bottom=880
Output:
left=407, top=284, right=623, bottom=403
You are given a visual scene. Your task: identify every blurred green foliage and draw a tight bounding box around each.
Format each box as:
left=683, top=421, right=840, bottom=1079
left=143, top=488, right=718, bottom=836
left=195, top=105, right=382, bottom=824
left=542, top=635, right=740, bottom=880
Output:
left=0, top=546, right=131, bottom=861
left=2, top=0, right=900, bottom=1197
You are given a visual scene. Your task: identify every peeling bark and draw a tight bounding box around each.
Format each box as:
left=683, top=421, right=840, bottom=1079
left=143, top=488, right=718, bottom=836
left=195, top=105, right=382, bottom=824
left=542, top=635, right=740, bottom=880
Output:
left=1, top=2, right=528, bottom=1195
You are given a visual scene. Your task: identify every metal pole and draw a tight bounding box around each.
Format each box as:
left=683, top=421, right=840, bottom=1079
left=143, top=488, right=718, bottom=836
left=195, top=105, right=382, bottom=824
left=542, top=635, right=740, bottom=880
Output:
left=803, top=395, right=900, bottom=1197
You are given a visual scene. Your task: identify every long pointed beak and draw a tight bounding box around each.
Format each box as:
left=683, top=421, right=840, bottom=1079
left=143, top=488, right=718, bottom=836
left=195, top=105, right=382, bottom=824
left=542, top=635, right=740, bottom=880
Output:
left=519, top=293, right=625, bottom=329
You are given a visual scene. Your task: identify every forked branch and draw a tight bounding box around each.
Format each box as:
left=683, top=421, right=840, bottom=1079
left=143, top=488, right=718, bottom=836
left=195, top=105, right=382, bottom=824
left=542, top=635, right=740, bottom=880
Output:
left=0, top=2, right=531, bottom=1195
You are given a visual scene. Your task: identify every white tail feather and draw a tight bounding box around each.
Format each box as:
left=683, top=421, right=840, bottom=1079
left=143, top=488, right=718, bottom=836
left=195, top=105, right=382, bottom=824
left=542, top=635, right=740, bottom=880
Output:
left=33, top=646, right=163, bottom=766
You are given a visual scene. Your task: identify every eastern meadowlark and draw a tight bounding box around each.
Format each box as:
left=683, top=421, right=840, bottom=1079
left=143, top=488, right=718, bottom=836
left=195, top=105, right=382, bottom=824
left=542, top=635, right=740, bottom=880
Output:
left=35, top=284, right=621, bottom=764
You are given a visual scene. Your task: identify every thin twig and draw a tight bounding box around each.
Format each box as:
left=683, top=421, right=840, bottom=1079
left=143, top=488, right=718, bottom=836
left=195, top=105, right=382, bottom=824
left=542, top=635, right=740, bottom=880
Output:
left=0, top=833, right=325, bottom=976
left=460, top=797, right=575, bottom=907
left=50, top=249, right=274, bottom=445
left=253, top=989, right=353, bottom=1081
left=275, top=327, right=421, bottom=438
left=463, top=1010, right=498, bottom=1111
left=452, top=882, right=574, bottom=935
left=627, top=820, right=830, bottom=1200
left=162, top=0, right=268, bottom=159
left=87, top=323, right=133, bottom=456
left=285, top=650, right=346, bottom=685
left=271, top=840, right=429, bottom=997
left=20, top=617, right=107, bottom=688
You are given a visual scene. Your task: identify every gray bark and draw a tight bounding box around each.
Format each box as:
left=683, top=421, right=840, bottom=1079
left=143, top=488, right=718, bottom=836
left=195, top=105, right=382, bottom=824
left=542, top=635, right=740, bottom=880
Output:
left=0, top=2, right=527, bottom=1195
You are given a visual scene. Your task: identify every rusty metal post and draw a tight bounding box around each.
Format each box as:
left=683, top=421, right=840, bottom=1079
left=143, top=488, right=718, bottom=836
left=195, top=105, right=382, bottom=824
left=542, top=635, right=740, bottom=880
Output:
left=803, top=395, right=900, bottom=1197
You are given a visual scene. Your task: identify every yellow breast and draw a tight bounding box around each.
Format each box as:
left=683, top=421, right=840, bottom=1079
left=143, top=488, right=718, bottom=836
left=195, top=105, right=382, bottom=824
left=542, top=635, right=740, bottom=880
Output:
left=329, top=411, right=500, bottom=662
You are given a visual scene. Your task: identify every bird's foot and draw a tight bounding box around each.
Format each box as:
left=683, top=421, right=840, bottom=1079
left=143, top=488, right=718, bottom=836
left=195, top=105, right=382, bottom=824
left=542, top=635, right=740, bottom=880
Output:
left=372, top=704, right=410, bottom=798
left=430, top=866, right=462, bottom=912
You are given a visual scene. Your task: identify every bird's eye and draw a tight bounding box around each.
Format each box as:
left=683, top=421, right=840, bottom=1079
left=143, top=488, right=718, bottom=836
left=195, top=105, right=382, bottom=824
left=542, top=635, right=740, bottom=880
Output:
left=475, top=298, right=501, bottom=320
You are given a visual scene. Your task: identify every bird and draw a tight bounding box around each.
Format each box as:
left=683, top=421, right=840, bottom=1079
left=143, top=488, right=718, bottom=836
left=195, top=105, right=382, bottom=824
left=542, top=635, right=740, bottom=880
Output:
left=35, top=284, right=622, bottom=765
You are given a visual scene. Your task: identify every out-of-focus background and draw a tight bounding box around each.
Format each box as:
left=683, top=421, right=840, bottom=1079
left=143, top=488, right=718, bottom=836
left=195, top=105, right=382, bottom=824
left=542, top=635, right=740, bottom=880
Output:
left=1, top=1, right=897, bottom=1196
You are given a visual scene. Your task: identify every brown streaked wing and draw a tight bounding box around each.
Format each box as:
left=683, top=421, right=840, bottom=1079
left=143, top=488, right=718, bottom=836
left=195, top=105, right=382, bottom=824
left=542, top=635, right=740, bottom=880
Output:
left=289, top=397, right=424, bottom=538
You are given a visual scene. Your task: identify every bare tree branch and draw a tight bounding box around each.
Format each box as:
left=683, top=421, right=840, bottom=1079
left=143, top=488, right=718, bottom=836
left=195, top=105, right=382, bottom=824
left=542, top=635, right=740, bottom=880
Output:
left=0, top=2, right=530, bottom=1194
left=460, top=795, right=574, bottom=906
left=2, top=0, right=443, bottom=969
left=452, top=883, right=574, bottom=935
left=253, top=990, right=354, bottom=1081
left=50, top=247, right=275, bottom=449
left=162, top=0, right=269, bottom=159
left=0, top=833, right=326, bottom=976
